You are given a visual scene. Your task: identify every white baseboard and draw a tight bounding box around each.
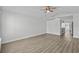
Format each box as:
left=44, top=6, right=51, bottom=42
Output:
left=2, top=33, right=46, bottom=44
left=73, top=35, right=79, bottom=39
left=46, top=32, right=61, bottom=36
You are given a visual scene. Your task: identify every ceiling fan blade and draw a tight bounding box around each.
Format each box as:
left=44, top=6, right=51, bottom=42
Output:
left=42, top=6, right=56, bottom=13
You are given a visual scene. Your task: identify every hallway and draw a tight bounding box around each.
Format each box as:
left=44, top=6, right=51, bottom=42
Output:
left=60, top=19, right=73, bottom=41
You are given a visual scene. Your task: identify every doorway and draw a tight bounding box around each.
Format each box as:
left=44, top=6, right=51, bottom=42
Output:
left=60, top=20, right=73, bottom=40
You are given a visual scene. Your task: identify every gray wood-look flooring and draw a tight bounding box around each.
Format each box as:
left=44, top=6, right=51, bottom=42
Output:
left=1, top=33, right=79, bottom=53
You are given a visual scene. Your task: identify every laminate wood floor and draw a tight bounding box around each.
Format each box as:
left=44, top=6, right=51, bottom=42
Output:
left=1, top=33, right=79, bottom=53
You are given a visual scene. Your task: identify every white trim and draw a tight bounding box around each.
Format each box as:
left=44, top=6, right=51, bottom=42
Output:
left=2, top=33, right=46, bottom=44
left=73, top=35, right=79, bottom=39
left=46, top=32, right=61, bottom=36
left=0, top=38, right=1, bottom=47
left=0, top=38, right=1, bottom=42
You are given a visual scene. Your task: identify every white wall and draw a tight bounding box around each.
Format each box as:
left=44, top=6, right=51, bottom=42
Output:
left=1, top=11, right=46, bottom=44
left=0, top=13, right=1, bottom=38
left=47, top=18, right=60, bottom=35
left=0, top=10, right=2, bottom=38
left=73, top=14, right=79, bottom=38
left=0, top=11, right=2, bottom=51
left=0, top=15, right=1, bottom=38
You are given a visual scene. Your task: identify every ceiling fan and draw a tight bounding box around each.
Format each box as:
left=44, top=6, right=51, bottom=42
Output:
left=43, top=6, right=56, bottom=13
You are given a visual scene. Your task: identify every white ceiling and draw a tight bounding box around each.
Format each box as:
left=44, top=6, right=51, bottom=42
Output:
left=1, top=6, right=79, bottom=19
left=55, top=6, right=79, bottom=13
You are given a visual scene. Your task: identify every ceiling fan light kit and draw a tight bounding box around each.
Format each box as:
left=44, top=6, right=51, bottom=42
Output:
left=43, top=6, right=56, bottom=13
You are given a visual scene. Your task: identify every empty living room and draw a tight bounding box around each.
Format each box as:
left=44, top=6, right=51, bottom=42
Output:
left=0, top=6, right=79, bottom=53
